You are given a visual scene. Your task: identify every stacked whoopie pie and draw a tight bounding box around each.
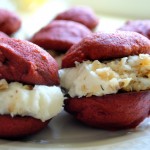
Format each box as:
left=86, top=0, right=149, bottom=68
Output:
left=59, top=31, right=150, bottom=130
left=0, top=36, right=64, bottom=138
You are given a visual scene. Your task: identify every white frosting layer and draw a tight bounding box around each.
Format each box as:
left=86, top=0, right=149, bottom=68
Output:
left=59, top=54, right=150, bottom=98
left=0, top=80, right=64, bottom=121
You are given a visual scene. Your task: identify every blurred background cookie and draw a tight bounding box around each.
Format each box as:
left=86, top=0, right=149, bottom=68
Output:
left=54, top=6, right=99, bottom=30
left=118, top=20, right=150, bottom=39
left=0, top=9, right=21, bottom=36
left=30, top=20, right=91, bottom=52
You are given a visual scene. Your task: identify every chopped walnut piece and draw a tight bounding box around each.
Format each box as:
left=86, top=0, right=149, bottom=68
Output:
left=0, top=79, right=8, bottom=90
left=23, top=85, right=33, bottom=90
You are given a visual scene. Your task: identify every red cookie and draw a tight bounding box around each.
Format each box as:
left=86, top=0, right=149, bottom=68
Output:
left=0, top=115, right=49, bottom=138
left=54, top=6, right=99, bottom=30
left=64, top=91, right=150, bottom=129
left=30, top=20, right=91, bottom=52
left=62, top=31, right=150, bottom=68
left=61, top=31, right=150, bottom=129
left=118, top=20, right=150, bottom=39
left=0, top=9, right=21, bottom=35
left=0, top=38, right=59, bottom=85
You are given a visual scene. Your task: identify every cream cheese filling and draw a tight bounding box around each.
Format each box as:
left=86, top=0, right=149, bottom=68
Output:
left=59, top=54, right=150, bottom=98
left=0, top=79, right=64, bottom=122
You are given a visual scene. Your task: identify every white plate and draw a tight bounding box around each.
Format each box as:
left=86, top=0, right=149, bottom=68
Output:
left=0, top=111, right=150, bottom=150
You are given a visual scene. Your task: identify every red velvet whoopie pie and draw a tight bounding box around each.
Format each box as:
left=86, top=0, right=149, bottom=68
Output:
left=0, top=37, right=64, bottom=138
left=59, top=31, right=150, bottom=130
